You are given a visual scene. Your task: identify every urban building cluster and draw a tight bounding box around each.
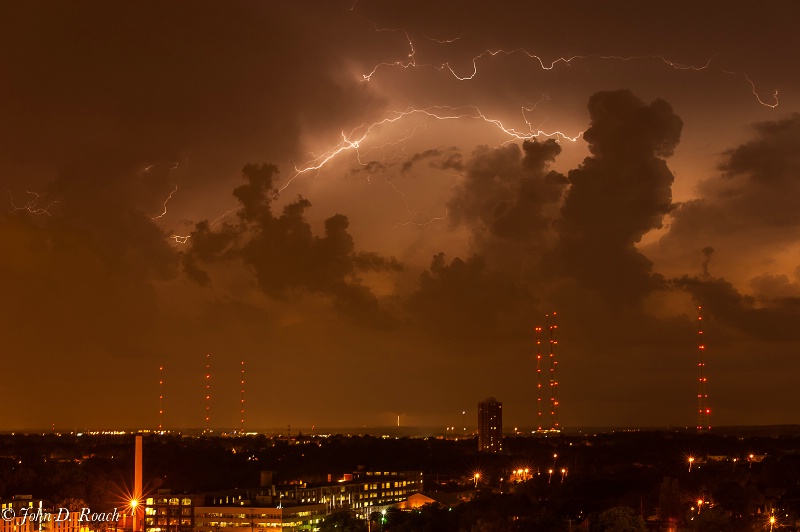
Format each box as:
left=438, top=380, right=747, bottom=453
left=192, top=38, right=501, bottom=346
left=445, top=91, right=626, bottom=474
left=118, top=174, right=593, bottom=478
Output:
left=142, top=468, right=423, bottom=532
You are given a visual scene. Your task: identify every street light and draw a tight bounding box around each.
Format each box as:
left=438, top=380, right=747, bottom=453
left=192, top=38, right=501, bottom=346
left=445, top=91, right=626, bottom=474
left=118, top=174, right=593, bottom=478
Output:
left=473, top=472, right=481, bottom=488
left=688, top=456, right=695, bottom=472
left=129, top=498, right=140, bottom=532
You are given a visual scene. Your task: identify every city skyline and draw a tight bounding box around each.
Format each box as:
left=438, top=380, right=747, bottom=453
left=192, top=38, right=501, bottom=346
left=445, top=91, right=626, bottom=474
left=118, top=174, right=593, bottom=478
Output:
left=2, top=0, right=800, bottom=430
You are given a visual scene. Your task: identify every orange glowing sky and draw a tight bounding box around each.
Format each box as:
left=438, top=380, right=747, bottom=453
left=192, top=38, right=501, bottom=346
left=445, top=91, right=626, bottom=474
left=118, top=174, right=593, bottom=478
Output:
left=1, top=0, right=800, bottom=430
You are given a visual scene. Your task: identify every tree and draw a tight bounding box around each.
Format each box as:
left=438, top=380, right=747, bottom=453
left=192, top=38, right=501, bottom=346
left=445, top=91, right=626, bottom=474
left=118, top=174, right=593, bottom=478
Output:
left=658, top=477, right=681, bottom=523
left=319, top=511, right=367, bottom=532
left=596, top=506, right=646, bottom=532
left=685, top=505, right=730, bottom=532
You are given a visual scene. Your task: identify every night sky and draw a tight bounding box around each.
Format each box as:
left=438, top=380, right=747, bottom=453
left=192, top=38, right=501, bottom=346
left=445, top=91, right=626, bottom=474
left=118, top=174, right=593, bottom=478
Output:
left=2, top=1, right=800, bottom=430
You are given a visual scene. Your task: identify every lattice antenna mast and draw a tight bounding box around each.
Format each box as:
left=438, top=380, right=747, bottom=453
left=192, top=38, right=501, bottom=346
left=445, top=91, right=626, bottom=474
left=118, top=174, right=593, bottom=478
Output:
left=204, top=354, right=211, bottom=434
left=548, top=312, right=560, bottom=430
left=240, top=361, right=245, bottom=433
left=158, top=365, right=164, bottom=433
left=536, top=325, right=543, bottom=431
left=697, top=306, right=711, bottom=431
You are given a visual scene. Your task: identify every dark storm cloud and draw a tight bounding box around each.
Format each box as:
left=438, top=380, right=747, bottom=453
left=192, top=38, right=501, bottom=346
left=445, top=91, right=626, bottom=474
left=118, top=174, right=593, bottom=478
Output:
left=350, top=161, right=387, bottom=176
left=0, top=1, right=385, bottom=171
left=447, top=139, right=566, bottom=243
left=404, top=139, right=565, bottom=345
left=667, top=114, right=800, bottom=241
left=400, top=147, right=462, bottom=173
left=675, top=275, right=800, bottom=341
left=407, top=253, right=535, bottom=344
left=659, top=114, right=800, bottom=335
left=701, top=246, right=715, bottom=278
left=411, top=92, right=683, bottom=347
left=351, top=148, right=462, bottom=177
left=0, top=162, right=180, bottom=358
left=184, top=164, right=400, bottom=323
left=750, top=273, right=800, bottom=300
left=557, top=90, right=682, bottom=305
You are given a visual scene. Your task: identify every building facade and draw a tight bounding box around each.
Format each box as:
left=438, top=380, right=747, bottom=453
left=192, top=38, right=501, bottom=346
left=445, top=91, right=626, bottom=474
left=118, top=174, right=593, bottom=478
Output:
left=142, top=470, right=423, bottom=532
left=265, top=470, right=423, bottom=518
left=143, top=493, right=204, bottom=532
left=193, top=504, right=326, bottom=531
left=478, top=397, right=503, bottom=453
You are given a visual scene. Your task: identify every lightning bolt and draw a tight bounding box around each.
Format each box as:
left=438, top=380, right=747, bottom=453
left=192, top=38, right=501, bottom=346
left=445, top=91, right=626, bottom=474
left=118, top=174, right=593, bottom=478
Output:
left=280, top=105, right=582, bottom=192
left=166, top=205, right=239, bottom=246
left=170, top=234, right=191, bottom=244
left=361, top=25, right=417, bottom=82
left=7, top=191, right=60, bottom=216
left=723, top=70, right=779, bottom=108
left=424, top=33, right=462, bottom=45
left=211, top=207, right=238, bottom=227
left=393, top=209, right=449, bottom=229
left=437, top=51, right=715, bottom=81
left=358, top=26, right=778, bottom=108
left=153, top=185, right=179, bottom=220
left=277, top=39, right=778, bottom=199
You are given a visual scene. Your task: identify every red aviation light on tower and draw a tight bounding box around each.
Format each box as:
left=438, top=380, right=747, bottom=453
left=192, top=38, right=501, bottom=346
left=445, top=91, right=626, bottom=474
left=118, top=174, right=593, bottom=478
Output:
left=696, top=307, right=711, bottom=432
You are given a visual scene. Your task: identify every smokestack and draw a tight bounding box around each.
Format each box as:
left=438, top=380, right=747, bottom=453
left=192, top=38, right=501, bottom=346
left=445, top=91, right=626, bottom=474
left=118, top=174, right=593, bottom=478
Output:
left=134, top=434, right=143, bottom=532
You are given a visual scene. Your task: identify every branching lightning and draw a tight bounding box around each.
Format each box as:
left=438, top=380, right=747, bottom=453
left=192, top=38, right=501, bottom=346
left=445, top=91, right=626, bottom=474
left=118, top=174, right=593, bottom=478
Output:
left=280, top=105, right=582, bottom=192
left=163, top=11, right=780, bottom=243
left=360, top=34, right=778, bottom=108
left=436, top=51, right=718, bottom=81
left=360, top=25, right=417, bottom=82
left=7, top=191, right=60, bottom=216
left=274, top=29, right=779, bottom=199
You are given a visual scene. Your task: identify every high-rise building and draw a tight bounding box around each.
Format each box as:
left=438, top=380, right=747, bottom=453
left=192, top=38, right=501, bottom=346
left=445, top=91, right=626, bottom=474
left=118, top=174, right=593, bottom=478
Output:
left=478, top=398, right=502, bottom=453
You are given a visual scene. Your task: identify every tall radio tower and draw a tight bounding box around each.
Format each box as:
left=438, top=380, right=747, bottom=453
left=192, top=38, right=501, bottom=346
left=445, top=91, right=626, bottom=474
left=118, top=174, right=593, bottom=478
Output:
left=696, top=306, right=711, bottom=431
left=158, top=365, right=164, bottom=433
left=204, top=354, right=211, bottom=434
left=535, top=312, right=560, bottom=432
left=535, top=325, right=543, bottom=431
left=240, top=361, right=245, bottom=433
left=548, top=312, right=560, bottom=431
